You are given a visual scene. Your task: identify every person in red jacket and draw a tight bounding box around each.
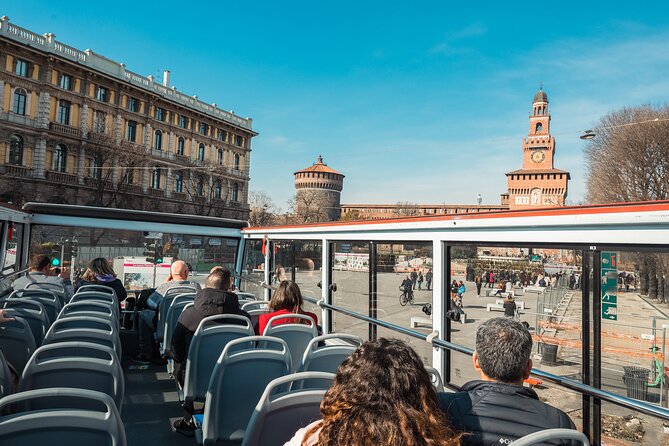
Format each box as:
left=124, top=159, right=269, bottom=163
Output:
left=256, top=280, right=318, bottom=335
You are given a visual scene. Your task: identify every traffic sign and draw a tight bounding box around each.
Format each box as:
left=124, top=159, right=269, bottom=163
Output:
left=601, top=251, right=618, bottom=321
left=602, top=302, right=617, bottom=320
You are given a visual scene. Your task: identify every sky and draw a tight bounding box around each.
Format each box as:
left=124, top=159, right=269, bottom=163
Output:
left=6, top=2, right=669, bottom=211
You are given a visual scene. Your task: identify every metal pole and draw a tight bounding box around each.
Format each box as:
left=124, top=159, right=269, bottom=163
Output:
left=592, top=249, right=602, bottom=446
left=661, top=327, right=666, bottom=407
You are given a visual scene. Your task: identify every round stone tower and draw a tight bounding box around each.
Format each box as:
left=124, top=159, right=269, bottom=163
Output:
left=294, top=155, right=344, bottom=222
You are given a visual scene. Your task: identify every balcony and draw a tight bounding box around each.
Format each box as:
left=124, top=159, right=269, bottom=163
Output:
left=172, top=191, right=187, bottom=201
left=1, top=164, right=32, bottom=177
left=0, top=112, right=37, bottom=128
left=84, top=176, right=114, bottom=189
left=120, top=140, right=143, bottom=152
left=45, top=170, right=77, bottom=185
left=88, top=131, right=113, bottom=145
left=150, top=149, right=174, bottom=160
left=149, top=188, right=165, bottom=198
left=120, top=183, right=143, bottom=194
left=49, top=122, right=81, bottom=138
left=174, top=154, right=190, bottom=165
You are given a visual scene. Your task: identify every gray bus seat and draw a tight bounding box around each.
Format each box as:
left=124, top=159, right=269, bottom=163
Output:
left=156, top=289, right=198, bottom=342
left=0, top=349, right=14, bottom=399
left=241, top=301, right=268, bottom=312
left=0, top=317, right=36, bottom=374
left=425, top=366, right=445, bottom=392
left=0, top=302, right=50, bottom=347
left=183, top=314, right=253, bottom=404
left=8, top=289, right=61, bottom=325
left=262, top=314, right=317, bottom=372
left=198, top=336, right=291, bottom=445
left=44, top=316, right=121, bottom=359
left=295, top=333, right=361, bottom=389
left=23, top=282, right=67, bottom=307
left=246, top=308, right=269, bottom=332
left=0, top=387, right=126, bottom=445
left=59, top=301, right=116, bottom=321
left=70, top=291, right=119, bottom=317
left=510, top=428, right=590, bottom=445
left=76, top=284, right=117, bottom=298
left=242, top=372, right=335, bottom=446
left=18, top=342, right=125, bottom=412
left=160, top=294, right=195, bottom=356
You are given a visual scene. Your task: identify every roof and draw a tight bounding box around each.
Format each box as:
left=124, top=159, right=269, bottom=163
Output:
left=294, top=156, right=343, bottom=176
left=533, top=89, right=548, bottom=103
left=506, top=168, right=570, bottom=177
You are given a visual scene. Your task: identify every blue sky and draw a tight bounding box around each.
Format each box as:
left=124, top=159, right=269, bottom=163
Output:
left=6, top=2, right=669, bottom=210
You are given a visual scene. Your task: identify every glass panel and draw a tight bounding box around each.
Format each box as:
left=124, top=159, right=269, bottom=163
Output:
left=294, top=241, right=322, bottom=317
left=3, top=222, right=23, bottom=276
left=331, top=241, right=369, bottom=341
left=375, top=241, right=433, bottom=366
left=448, top=244, right=584, bottom=385
left=239, top=239, right=265, bottom=300
left=599, top=250, right=669, bottom=405
left=600, top=401, right=664, bottom=445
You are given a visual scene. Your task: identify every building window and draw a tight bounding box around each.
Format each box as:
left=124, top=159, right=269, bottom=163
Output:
left=235, top=135, right=243, bottom=147
left=93, top=110, right=106, bottom=133
left=217, top=148, right=223, bottom=165
left=59, top=74, right=73, bottom=91
left=123, top=168, right=134, bottom=184
left=178, top=115, right=189, bottom=129
left=151, top=167, right=162, bottom=189
left=91, top=154, right=103, bottom=179
left=531, top=188, right=541, bottom=205
left=196, top=177, right=204, bottom=196
left=154, top=130, right=163, bottom=151
left=15, top=59, right=29, bottom=77
left=214, top=180, right=222, bottom=199
left=54, top=144, right=68, bottom=172
left=155, top=107, right=166, bottom=122
left=197, top=143, right=205, bottom=161
left=128, top=97, right=138, bottom=112
left=232, top=183, right=239, bottom=201
left=234, top=153, right=240, bottom=170
left=174, top=172, right=183, bottom=193
left=12, top=88, right=27, bottom=115
left=177, top=137, right=185, bottom=156
left=535, top=122, right=543, bottom=133
left=217, top=129, right=226, bottom=142
left=95, top=86, right=108, bottom=102
left=127, top=121, right=137, bottom=142
left=9, top=135, right=24, bottom=166
left=57, top=100, right=71, bottom=125
left=199, top=123, right=208, bottom=136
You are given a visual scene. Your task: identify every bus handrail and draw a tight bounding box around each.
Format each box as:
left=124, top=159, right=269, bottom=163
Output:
left=235, top=273, right=669, bottom=421
left=0, top=267, right=29, bottom=282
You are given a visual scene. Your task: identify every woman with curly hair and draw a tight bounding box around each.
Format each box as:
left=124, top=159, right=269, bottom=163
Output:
left=285, top=338, right=461, bottom=446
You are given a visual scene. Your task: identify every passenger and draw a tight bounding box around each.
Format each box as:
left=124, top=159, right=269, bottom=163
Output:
left=438, top=317, right=576, bottom=445
left=256, top=280, right=318, bottom=335
left=12, top=254, right=73, bottom=299
left=136, top=260, right=200, bottom=364
left=171, top=268, right=250, bottom=437
left=285, top=338, right=461, bottom=446
left=0, top=309, right=14, bottom=323
left=77, top=257, right=127, bottom=309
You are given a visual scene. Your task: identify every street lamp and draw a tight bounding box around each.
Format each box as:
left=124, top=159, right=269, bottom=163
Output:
left=580, top=130, right=596, bottom=140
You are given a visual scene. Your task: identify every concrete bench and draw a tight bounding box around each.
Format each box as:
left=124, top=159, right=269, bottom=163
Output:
left=486, top=290, right=515, bottom=298
left=410, top=316, right=433, bottom=328
left=523, top=286, right=547, bottom=294
left=495, top=299, right=526, bottom=310
left=487, top=303, right=523, bottom=314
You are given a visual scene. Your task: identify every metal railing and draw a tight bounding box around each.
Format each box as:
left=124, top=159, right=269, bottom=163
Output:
left=235, top=272, right=669, bottom=422
left=0, top=267, right=29, bottom=282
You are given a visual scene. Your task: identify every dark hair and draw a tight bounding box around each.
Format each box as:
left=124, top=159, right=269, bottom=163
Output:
left=81, top=258, right=116, bottom=282
left=475, top=317, right=532, bottom=382
left=305, top=338, right=460, bottom=446
left=206, top=268, right=231, bottom=290
left=269, top=280, right=304, bottom=313
left=29, top=255, right=51, bottom=271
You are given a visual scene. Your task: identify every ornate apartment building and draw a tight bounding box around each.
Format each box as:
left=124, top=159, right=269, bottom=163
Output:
left=501, top=88, right=570, bottom=210
left=0, top=16, right=256, bottom=219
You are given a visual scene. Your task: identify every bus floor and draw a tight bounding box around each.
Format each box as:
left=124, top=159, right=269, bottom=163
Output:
left=122, top=360, right=193, bottom=446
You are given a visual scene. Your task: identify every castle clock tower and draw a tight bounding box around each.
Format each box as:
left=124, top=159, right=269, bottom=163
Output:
left=502, top=88, right=570, bottom=210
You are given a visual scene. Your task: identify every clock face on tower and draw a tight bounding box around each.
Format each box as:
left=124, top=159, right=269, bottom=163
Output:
left=531, top=150, right=545, bottom=163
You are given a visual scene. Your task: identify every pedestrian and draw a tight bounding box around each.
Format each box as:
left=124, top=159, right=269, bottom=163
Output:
left=411, top=269, right=418, bottom=290
left=417, top=271, right=424, bottom=290
left=425, top=269, right=433, bottom=291
left=450, top=280, right=458, bottom=300
left=503, top=295, right=517, bottom=318
left=475, top=274, right=482, bottom=296
left=489, top=271, right=495, bottom=288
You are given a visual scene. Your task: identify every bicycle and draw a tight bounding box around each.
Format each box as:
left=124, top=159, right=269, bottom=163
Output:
left=399, top=286, right=414, bottom=306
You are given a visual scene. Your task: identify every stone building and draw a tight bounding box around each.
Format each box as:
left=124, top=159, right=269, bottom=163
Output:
left=339, top=203, right=508, bottom=220
left=501, top=88, right=570, bottom=209
left=294, top=156, right=344, bottom=222
left=0, top=16, right=256, bottom=219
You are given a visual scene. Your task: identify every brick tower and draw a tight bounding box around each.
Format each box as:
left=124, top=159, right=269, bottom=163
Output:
left=502, top=88, right=570, bottom=210
left=294, top=156, right=344, bottom=222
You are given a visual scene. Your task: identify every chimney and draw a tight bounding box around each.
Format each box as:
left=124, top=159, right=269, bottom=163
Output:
left=162, top=70, right=170, bottom=87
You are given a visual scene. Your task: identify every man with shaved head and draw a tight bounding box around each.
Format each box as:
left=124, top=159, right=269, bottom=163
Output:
left=136, top=260, right=201, bottom=363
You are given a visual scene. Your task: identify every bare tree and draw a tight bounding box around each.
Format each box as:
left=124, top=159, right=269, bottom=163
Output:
left=288, top=192, right=329, bottom=224
left=393, top=201, right=420, bottom=217
left=584, top=104, right=669, bottom=303
left=248, top=191, right=276, bottom=227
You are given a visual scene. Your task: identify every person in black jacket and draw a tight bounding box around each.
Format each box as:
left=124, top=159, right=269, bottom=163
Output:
left=171, top=267, right=250, bottom=436
left=438, top=317, right=577, bottom=446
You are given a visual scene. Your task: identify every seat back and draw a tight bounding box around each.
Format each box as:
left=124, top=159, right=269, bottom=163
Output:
left=509, top=428, right=590, bottom=446
left=184, top=314, right=254, bottom=403
left=44, top=316, right=121, bottom=359
left=0, top=301, right=50, bottom=347
left=425, top=366, right=445, bottom=392
left=8, top=289, right=61, bottom=325
left=76, top=284, right=117, bottom=298
left=23, top=282, right=67, bottom=307
left=296, top=334, right=361, bottom=388
left=242, top=371, right=335, bottom=446
left=18, top=342, right=125, bottom=412
left=241, top=301, right=268, bottom=312
left=0, top=349, right=14, bottom=399
left=246, top=308, right=269, bottom=331
left=58, top=301, right=116, bottom=321
left=70, top=292, right=119, bottom=319
left=263, top=314, right=317, bottom=372
left=161, top=295, right=196, bottom=355
left=0, top=388, right=126, bottom=446
left=0, top=317, right=36, bottom=374
left=202, top=336, right=292, bottom=445
left=34, top=341, right=117, bottom=361
left=156, top=289, right=197, bottom=342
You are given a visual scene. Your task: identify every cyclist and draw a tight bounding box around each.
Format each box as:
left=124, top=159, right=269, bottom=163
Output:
left=401, top=275, right=414, bottom=304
